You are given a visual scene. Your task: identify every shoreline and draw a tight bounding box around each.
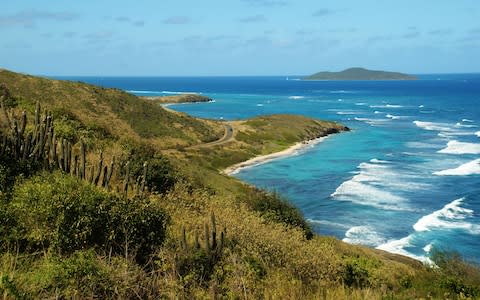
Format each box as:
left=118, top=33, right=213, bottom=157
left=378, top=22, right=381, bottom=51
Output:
left=223, top=135, right=330, bottom=175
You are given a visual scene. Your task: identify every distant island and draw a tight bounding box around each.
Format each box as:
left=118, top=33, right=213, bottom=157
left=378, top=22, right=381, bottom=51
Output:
left=141, top=93, right=212, bottom=104
left=303, top=67, right=417, bottom=80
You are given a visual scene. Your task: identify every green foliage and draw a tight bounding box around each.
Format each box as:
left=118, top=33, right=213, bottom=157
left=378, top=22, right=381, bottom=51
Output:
left=0, top=154, right=42, bottom=199
left=120, top=142, right=178, bottom=194
left=51, top=108, right=113, bottom=145
left=243, top=188, right=314, bottom=239
left=42, top=250, right=115, bottom=298
left=1, top=274, right=23, bottom=299
left=0, top=83, right=18, bottom=108
left=7, top=171, right=169, bottom=263
left=245, top=256, right=267, bottom=279
left=342, top=258, right=373, bottom=288
left=174, top=214, right=226, bottom=287
left=430, top=249, right=480, bottom=298
left=0, top=204, right=17, bottom=252
left=175, top=247, right=215, bottom=287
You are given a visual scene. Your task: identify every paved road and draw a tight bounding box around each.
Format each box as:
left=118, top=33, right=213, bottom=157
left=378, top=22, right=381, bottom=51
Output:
left=188, top=123, right=234, bottom=149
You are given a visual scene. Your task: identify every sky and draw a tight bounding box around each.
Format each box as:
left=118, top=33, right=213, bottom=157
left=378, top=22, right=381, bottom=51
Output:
left=1, top=0, right=479, bottom=76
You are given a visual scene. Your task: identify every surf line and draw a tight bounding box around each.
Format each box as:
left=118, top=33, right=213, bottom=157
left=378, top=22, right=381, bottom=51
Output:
left=223, top=136, right=330, bottom=175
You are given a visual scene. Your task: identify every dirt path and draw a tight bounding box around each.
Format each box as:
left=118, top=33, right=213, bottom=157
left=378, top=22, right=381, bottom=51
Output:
left=188, top=123, right=234, bottom=149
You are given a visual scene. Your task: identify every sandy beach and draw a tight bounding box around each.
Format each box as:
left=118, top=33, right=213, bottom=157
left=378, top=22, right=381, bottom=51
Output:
left=223, top=136, right=330, bottom=175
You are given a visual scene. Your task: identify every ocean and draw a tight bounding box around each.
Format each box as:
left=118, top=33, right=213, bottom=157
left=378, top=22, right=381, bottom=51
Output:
left=60, top=74, right=480, bottom=263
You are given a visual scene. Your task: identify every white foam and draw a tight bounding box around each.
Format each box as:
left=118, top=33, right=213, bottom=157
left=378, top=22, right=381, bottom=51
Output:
left=434, top=159, right=480, bottom=176
left=355, top=102, right=367, bottom=106
left=413, top=121, right=456, bottom=132
left=343, top=226, right=386, bottom=247
left=423, top=243, right=433, bottom=253
left=413, top=198, right=479, bottom=234
left=419, top=105, right=425, bottom=108
left=476, top=131, right=480, bottom=137
left=337, top=111, right=355, bottom=115
left=330, top=90, right=355, bottom=94
left=438, top=131, right=477, bottom=138
left=406, top=141, right=441, bottom=149
left=462, top=119, right=474, bottom=123
left=128, top=90, right=163, bottom=94
left=162, top=90, right=202, bottom=95
left=438, top=140, right=480, bottom=154
left=331, top=179, right=407, bottom=211
left=256, top=104, right=264, bottom=107
left=370, top=158, right=390, bottom=164
left=370, top=104, right=403, bottom=108
left=354, top=117, right=390, bottom=126
left=455, top=122, right=478, bottom=128
left=376, top=236, right=432, bottom=264
left=386, top=114, right=407, bottom=120
left=374, top=111, right=382, bottom=114
left=288, top=96, right=304, bottom=100
left=331, top=160, right=426, bottom=211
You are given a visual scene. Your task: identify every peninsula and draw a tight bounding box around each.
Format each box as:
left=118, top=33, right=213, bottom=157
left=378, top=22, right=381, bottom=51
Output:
left=304, top=67, right=417, bottom=80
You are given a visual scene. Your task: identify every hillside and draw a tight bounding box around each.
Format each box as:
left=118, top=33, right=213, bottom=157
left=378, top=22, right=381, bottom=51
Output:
left=1, top=69, right=479, bottom=299
left=0, top=69, right=223, bottom=150
left=304, top=67, right=417, bottom=80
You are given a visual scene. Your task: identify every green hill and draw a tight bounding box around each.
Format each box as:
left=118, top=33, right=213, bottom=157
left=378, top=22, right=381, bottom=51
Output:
left=304, top=67, right=417, bottom=80
left=1, top=68, right=479, bottom=299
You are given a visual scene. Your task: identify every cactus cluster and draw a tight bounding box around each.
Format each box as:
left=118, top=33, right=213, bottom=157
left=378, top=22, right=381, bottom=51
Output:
left=0, top=100, right=149, bottom=196
left=181, top=212, right=226, bottom=257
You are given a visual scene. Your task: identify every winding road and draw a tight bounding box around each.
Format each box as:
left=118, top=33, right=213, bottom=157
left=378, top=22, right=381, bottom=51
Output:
left=188, top=123, right=234, bottom=149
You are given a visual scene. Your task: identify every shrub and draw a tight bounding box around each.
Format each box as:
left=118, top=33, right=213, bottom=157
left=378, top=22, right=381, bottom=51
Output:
left=120, top=142, right=178, bottom=194
left=430, top=249, right=480, bottom=298
left=0, top=274, right=23, bottom=299
left=0, top=83, right=18, bottom=108
left=242, top=188, right=314, bottom=239
left=47, top=250, right=115, bottom=298
left=9, top=171, right=169, bottom=263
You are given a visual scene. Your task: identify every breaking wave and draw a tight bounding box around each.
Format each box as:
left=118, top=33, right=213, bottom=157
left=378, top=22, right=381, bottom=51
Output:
left=434, top=159, right=480, bottom=176
left=413, top=121, right=455, bottom=132
left=438, top=140, right=480, bottom=154
left=413, top=198, right=479, bottom=235
left=330, top=159, right=426, bottom=211
left=288, top=96, right=304, bottom=100
left=376, top=236, right=432, bottom=264
left=343, top=226, right=386, bottom=247
left=370, top=104, right=403, bottom=108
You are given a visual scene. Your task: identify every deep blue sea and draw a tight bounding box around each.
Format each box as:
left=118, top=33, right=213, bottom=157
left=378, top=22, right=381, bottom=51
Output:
left=60, top=74, right=480, bottom=263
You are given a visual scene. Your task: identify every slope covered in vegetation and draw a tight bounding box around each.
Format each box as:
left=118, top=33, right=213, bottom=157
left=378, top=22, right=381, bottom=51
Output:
left=1, top=69, right=479, bottom=299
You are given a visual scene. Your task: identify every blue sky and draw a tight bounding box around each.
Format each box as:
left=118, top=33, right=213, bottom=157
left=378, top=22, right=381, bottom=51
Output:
left=1, top=0, right=479, bottom=76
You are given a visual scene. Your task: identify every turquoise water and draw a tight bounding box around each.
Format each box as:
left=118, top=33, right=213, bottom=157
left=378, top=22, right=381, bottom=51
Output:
left=62, top=75, right=480, bottom=263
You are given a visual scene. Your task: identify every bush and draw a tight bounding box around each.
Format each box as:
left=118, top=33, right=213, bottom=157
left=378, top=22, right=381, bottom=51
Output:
left=8, top=171, right=169, bottom=263
left=46, top=250, right=115, bottom=298
left=430, top=249, right=480, bottom=298
left=0, top=154, right=43, bottom=200
left=0, top=83, right=18, bottom=108
left=341, top=256, right=382, bottom=288
left=242, top=188, right=314, bottom=239
left=120, top=142, right=178, bottom=194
